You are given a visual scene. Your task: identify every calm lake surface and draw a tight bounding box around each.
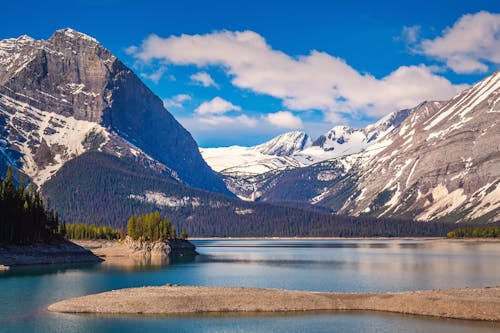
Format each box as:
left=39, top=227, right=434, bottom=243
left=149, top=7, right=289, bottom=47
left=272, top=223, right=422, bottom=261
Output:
left=1, top=239, right=500, bottom=332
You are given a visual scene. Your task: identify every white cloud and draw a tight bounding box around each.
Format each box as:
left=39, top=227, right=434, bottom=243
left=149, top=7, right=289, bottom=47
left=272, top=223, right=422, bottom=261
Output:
left=194, top=96, right=242, bottom=115
left=266, top=111, right=303, bottom=129
left=163, top=94, right=191, bottom=109
left=140, top=65, right=167, bottom=84
left=129, top=30, right=465, bottom=120
left=199, top=114, right=258, bottom=127
left=419, top=11, right=500, bottom=73
left=190, top=71, right=218, bottom=88
left=125, top=45, right=138, bottom=55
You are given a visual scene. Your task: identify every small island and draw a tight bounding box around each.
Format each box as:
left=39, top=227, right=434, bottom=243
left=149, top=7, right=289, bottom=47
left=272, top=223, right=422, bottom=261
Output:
left=48, top=285, right=500, bottom=322
left=71, top=212, right=197, bottom=265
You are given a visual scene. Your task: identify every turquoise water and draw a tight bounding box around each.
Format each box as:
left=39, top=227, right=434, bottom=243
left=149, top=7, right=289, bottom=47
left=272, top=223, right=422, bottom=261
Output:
left=1, top=239, right=500, bottom=332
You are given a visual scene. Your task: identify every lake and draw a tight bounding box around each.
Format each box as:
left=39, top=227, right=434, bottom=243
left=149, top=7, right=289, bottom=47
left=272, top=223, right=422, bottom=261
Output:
left=1, top=239, right=500, bottom=332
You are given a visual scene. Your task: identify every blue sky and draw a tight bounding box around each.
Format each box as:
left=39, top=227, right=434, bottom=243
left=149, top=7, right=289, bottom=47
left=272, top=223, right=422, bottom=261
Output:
left=1, top=0, right=499, bottom=147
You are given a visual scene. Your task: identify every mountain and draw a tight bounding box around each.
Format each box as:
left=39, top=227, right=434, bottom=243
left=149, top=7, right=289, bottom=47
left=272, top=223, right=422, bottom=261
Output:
left=200, top=131, right=312, bottom=179
left=339, top=72, right=500, bottom=223
left=203, top=72, right=500, bottom=223
left=201, top=106, right=419, bottom=200
left=255, top=131, right=312, bottom=156
left=0, top=28, right=230, bottom=195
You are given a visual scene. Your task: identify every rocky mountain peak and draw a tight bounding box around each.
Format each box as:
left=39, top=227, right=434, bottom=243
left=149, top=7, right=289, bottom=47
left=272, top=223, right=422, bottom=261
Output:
left=255, top=131, right=312, bottom=156
left=312, top=125, right=358, bottom=149
left=0, top=29, right=231, bottom=195
left=50, top=28, right=100, bottom=44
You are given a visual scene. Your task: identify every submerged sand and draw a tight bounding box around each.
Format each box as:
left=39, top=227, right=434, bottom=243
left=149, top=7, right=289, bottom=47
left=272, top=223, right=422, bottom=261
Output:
left=48, top=286, right=500, bottom=321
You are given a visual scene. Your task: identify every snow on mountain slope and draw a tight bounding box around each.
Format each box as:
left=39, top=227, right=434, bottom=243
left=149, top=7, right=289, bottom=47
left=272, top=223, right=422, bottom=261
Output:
left=255, top=131, right=311, bottom=156
left=0, top=92, right=109, bottom=184
left=201, top=107, right=418, bottom=201
left=337, top=70, right=500, bottom=223
left=200, top=131, right=312, bottom=176
left=201, top=107, right=417, bottom=180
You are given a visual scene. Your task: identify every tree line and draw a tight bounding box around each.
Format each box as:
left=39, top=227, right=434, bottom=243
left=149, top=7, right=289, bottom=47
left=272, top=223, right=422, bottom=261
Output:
left=127, top=211, right=188, bottom=241
left=42, top=152, right=460, bottom=238
left=447, top=226, right=500, bottom=238
left=0, top=167, right=60, bottom=244
left=65, top=223, right=121, bottom=240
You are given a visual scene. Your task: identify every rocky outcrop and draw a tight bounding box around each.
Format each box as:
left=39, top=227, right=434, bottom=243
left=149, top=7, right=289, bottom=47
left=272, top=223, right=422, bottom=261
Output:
left=123, top=236, right=197, bottom=258
left=0, top=240, right=102, bottom=266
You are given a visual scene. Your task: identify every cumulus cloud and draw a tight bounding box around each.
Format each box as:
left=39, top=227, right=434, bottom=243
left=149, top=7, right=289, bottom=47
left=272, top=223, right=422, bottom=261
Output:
left=266, top=111, right=303, bottom=129
left=129, top=30, right=465, bottom=120
left=190, top=71, right=219, bottom=88
left=163, top=94, right=191, bottom=109
left=194, top=96, right=242, bottom=115
left=419, top=11, right=500, bottom=73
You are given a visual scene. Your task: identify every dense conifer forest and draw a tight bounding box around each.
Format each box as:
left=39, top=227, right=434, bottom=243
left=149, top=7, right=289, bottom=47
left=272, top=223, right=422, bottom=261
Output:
left=43, top=152, right=466, bottom=238
left=447, top=226, right=500, bottom=238
left=0, top=167, right=61, bottom=244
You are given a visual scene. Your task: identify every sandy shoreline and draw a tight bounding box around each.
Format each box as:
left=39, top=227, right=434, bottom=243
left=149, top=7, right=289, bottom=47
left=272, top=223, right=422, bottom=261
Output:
left=48, top=286, right=500, bottom=321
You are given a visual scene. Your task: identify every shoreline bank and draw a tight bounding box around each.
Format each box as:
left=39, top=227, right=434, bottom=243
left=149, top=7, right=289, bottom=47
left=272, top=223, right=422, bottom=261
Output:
left=48, top=286, right=500, bottom=321
left=0, top=240, right=102, bottom=267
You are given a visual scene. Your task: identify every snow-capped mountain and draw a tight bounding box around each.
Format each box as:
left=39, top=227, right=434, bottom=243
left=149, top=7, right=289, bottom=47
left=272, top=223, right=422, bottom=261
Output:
left=200, top=131, right=312, bottom=177
left=202, top=106, right=419, bottom=179
left=338, top=71, right=500, bottom=223
left=0, top=28, right=230, bottom=195
left=255, top=131, right=312, bottom=156
left=205, top=71, right=500, bottom=223
left=201, top=106, right=419, bottom=200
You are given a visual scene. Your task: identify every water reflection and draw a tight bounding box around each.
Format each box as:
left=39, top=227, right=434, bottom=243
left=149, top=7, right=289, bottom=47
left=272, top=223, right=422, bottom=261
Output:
left=1, top=239, right=500, bottom=333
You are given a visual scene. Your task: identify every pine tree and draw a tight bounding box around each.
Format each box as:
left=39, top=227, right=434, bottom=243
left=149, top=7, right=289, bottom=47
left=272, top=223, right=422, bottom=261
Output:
left=180, top=228, right=188, bottom=240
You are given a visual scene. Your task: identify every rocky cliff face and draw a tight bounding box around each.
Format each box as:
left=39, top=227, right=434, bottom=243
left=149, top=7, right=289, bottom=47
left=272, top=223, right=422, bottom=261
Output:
left=0, top=28, right=230, bottom=195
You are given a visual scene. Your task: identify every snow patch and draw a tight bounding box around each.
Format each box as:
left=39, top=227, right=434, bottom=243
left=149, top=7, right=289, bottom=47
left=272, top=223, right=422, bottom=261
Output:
left=234, top=208, right=255, bottom=215
left=417, top=185, right=467, bottom=221
left=128, top=192, right=201, bottom=208
left=0, top=93, right=109, bottom=185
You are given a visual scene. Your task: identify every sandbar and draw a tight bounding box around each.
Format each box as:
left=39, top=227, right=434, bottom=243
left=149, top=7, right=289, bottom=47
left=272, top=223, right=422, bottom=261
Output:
left=48, top=286, right=500, bottom=321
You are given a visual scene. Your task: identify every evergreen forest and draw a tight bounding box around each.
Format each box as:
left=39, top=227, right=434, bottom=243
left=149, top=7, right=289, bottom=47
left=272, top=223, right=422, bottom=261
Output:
left=127, top=211, right=187, bottom=241
left=0, top=167, right=61, bottom=244
left=447, top=226, right=500, bottom=238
